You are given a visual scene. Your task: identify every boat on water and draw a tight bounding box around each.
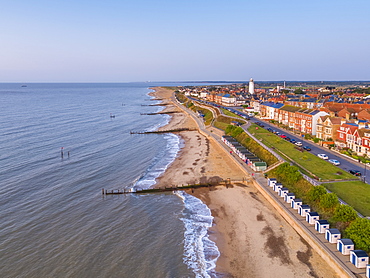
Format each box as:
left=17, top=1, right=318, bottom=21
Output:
left=21, top=85, right=27, bottom=87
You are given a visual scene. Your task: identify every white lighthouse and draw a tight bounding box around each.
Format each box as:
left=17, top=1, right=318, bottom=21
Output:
left=249, top=78, right=255, bottom=94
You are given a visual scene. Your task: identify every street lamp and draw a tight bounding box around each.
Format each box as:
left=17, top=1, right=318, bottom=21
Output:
left=364, top=155, right=367, bottom=183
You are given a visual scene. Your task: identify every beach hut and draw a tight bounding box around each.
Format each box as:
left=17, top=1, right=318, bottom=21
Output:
left=291, top=198, right=302, bottom=210
left=285, top=192, right=295, bottom=204
left=350, top=250, right=369, bottom=268
left=337, top=239, right=355, bottom=255
left=298, top=204, right=311, bottom=217
left=366, top=264, right=370, bottom=278
left=274, top=183, right=283, bottom=193
left=325, top=228, right=341, bottom=244
left=268, top=178, right=277, bottom=188
left=306, top=212, right=320, bottom=225
left=315, top=220, right=329, bottom=233
left=279, top=187, right=289, bottom=198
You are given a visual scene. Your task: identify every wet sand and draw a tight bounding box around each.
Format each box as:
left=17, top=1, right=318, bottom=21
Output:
left=150, top=87, right=339, bottom=278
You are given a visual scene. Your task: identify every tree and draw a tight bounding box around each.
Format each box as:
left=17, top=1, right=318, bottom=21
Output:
left=345, top=218, right=370, bottom=252
left=332, top=205, right=358, bottom=224
left=306, top=186, right=327, bottom=203
left=294, top=88, right=304, bottom=94
left=319, top=193, right=339, bottom=214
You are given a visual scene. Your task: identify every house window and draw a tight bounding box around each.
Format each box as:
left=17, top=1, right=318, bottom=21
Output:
left=340, top=133, right=344, bottom=138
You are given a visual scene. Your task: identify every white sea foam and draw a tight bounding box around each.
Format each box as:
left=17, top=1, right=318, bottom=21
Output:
left=175, top=191, right=220, bottom=278
left=134, top=133, right=180, bottom=189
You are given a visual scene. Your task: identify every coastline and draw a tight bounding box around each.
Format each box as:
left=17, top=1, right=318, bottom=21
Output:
left=150, top=87, right=339, bottom=278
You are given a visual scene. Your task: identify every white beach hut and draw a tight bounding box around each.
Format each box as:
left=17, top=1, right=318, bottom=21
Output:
left=298, top=204, right=310, bottom=217
left=315, top=220, right=329, bottom=233
left=350, top=250, right=369, bottom=268
left=279, top=187, right=289, bottom=198
left=285, top=193, right=295, bottom=204
left=325, top=228, right=341, bottom=244
left=274, top=183, right=283, bottom=193
left=291, top=198, right=302, bottom=210
left=337, top=239, right=354, bottom=255
left=306, top=212, right=320, bottom=225
left=268, top=178, right=277, bottom=188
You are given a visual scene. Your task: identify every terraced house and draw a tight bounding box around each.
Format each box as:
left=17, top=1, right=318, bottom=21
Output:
left=316, top=116, right=342, bottom=141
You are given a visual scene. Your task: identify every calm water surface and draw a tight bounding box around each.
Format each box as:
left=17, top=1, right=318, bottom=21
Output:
left=0, top=83, right=222, bottom=278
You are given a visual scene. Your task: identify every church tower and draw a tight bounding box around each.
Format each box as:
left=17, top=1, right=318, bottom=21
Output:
left=249, top=78, right=254, bottom=94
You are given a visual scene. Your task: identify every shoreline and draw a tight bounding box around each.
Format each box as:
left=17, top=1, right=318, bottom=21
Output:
left=150, top=87, right=339, bottom=278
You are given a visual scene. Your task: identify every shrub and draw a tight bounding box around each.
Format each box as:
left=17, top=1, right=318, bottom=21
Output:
left=331, top=205, right=359, bottom=231
left=345, top=218, right=370, bottom=253
left=306, top=185, right=327, bottom=204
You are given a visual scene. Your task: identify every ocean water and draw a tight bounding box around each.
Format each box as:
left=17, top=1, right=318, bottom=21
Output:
left=0, top=83, right=221, bottom=278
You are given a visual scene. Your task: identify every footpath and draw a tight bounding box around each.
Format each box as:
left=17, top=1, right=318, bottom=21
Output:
left=171, top=93, right=366, bottom=278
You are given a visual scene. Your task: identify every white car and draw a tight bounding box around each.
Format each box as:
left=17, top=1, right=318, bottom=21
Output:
left=328, top=159, right=340, bottom=166
left=317, top=154, right=329, bottom=160
left=295, top=141, right=303, bottom=147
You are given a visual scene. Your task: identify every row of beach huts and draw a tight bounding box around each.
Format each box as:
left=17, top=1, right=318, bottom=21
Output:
left=268, top=177, right=370, bottom=275
left=222, top=136, right=267, bottom=171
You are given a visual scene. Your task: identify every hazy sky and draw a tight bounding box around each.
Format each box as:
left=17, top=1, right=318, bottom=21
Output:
left=1, top=0, right=369, bottom=82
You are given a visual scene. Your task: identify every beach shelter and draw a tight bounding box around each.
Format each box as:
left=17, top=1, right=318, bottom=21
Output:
left=325, top=228, right=341, bottom=244
left=291, top=198, right=302, bottom=210
left=337, top=239, right=354, bottom=255
left=315, top=220, right=329, bottom=233
left=285, top=193, right=295, bottom=204
left=268, top=178, right=277, bottom=188
left=274, top=183, right=283, bottom=193
left=306, top=212, right=320, bottom=225
left=366, top=264, right=370, bottom=278
left=279, top=187, right=289, bottom=198
left=350, top=250, right=369, bottom=268
left=251, top=161, right=267, bottom=171
left=298, top=204, right=310, bottom=217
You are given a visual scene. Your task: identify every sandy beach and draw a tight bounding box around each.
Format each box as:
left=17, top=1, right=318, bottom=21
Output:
left=151, top=87, right=339, bottom=278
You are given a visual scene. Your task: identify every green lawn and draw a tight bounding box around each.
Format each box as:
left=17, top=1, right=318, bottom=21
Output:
left=213, top=121, right=229, bottom=131
left=249, top=125, right=354, bottom=180
left=220, top=108, right=245, bottom=119
left=325, top=181, right=370, bottom=216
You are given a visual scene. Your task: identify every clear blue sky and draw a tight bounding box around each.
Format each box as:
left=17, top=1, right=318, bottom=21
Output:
left=1, top=0, right=369, bottom=82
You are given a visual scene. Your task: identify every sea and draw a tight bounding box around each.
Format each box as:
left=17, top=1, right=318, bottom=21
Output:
left=0, top=82, right=226, bottom=278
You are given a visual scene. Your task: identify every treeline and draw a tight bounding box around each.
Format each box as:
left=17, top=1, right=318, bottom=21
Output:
left=225, top=125, right=278, bottom=166
left=268, top=162, right=370, bottom=252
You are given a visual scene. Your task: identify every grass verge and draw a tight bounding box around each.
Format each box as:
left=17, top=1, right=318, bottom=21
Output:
left=325, top=181, right=370, bottom=216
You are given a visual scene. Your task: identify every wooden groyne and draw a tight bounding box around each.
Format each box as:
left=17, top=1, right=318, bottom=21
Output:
left=130, top=128, right=196, bottom=134
left=141, top=103, right=169, bottom=107
left=140, top=111, right=181, bottom=115
left=145, top=98, right=164, bottom=101
left=102, top=181, right=235, bottom=195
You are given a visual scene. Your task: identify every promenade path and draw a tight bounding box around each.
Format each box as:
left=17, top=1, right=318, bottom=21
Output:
left=170, top=93, right=366, bottom=278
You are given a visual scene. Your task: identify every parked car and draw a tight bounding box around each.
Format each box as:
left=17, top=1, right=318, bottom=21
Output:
left=328, top=159, right=340, bottom=166
left=267, top=128, right=273, bottom=132
left=295, top=141, right=303, bottom=147
left=284, top=137, right=291, bottom=141
left=303, top=146, right=311, bottom=151
left=290, top=139, right=296, bottom=144
left=349, top=170, right=362, bottom=176
left=280, top=134, right=287, bottom=138
left=317, top=154, right=329, bottom=160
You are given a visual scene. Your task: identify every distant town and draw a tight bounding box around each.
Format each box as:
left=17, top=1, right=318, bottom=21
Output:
left=176, top=79, right=370, bottom=158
